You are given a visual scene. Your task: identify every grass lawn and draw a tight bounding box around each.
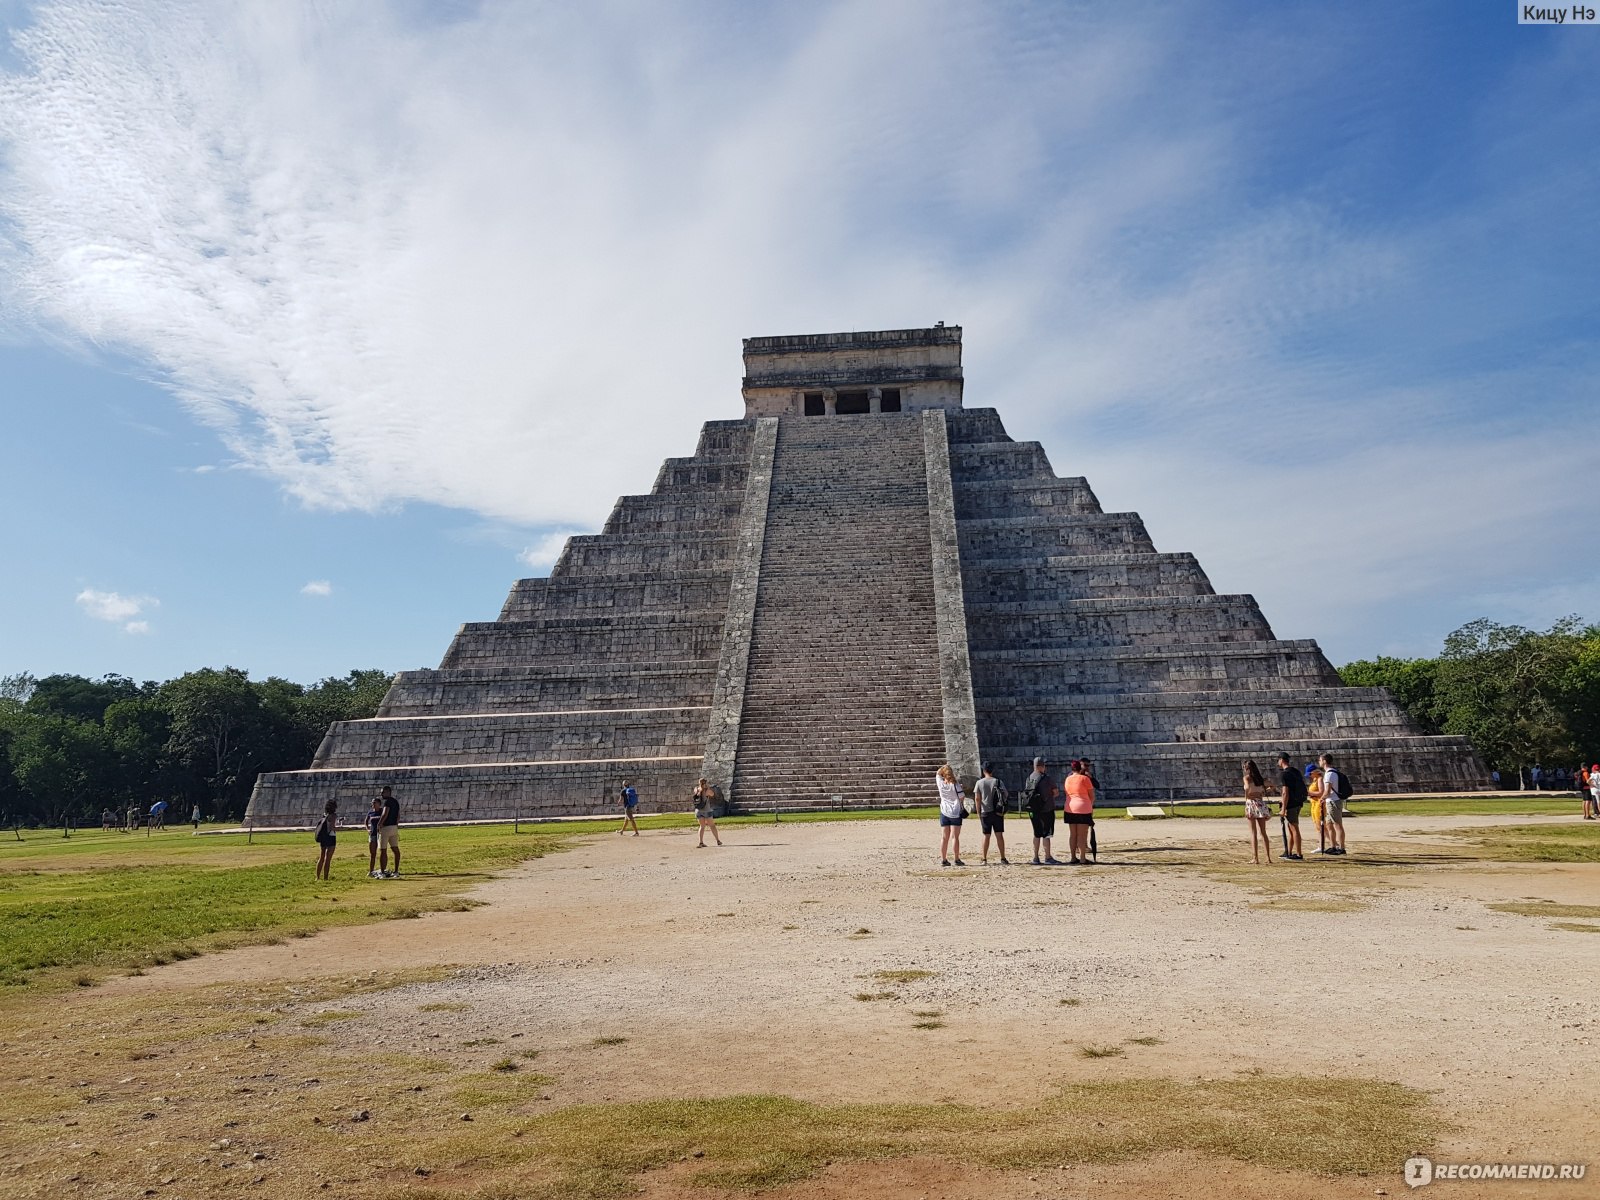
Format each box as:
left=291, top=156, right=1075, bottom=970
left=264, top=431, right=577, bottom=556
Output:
left=1429, top=821, right=1600, bottom=863
left=0, top=823, right=568, bottom=992
left=1116, top=795, right=1585, bottom=819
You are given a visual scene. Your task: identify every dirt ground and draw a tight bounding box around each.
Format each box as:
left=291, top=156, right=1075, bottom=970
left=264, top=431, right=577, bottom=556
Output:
left=14, top=812, right=1600, bottom=1198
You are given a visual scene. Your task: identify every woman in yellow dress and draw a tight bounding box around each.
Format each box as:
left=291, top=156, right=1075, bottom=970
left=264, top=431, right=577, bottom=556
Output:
left=1307, top=766, right=1326, bottom=853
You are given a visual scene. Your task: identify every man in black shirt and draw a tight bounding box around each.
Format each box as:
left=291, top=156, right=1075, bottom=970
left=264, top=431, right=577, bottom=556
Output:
left=1277, top=753, right=1307, bottom=860
left=376, top=785, right=401, bottom=878
left=1024, top=757, right=1061, bottom=866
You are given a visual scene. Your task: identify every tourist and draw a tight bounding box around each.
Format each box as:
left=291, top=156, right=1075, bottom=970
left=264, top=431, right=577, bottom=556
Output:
left=692, top=777, right=722, bottom=847
left=1588, top=764, right=1600, bottom=821
left=1306, top=765, right=1325, bottom=853
left=100, top=808, right=115, bottom=833
left=1241, top=760, right=1272, bottom=864
left=618, top=780, right=640, bottom=836
left=1063, top=760, right=1095, bottom=864
left=149, top=799, right=167, bottom=831
left=190, top=802, right=201, bottom=833
left=314, top=799, right=337, bottom=881
left=936, top=764, right=967, bottom=866
left=1024, top=757, right=1060, bottom=865
left=125, top=803, right=138, bottom=833
left=376, top=784, right=402, bottom=877
left=973, top=763, right=1009, bottom=865
left=364, top=795, right=384, bottom=876
left=1277, top=753, right=1306, bottom=860
left=1319, top=754, right=1347, bottom=856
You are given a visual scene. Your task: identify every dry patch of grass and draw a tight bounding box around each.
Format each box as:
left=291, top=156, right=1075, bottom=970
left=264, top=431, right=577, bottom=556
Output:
left=590, top=1036, right=628, bottom=1047
left=1551, top=922, right=1600, bottom=934
left=1489, top=900, right=1600, bottom=919
left=1059, top=997, right=1082, bottom=1007
left=872, top=969, right=935, bottom=984
left=1432, top=823, right=1600, bottom=863
left=1079, top=1044, right=1125, bottom=1059
left=299, top=1008, right=361, bottom=1026
left=853, top=991, right=897, bottom=1002
left=1250, top=897, right=1366, bottom=913
left=0, top=966, right=1443, bottom=1200
left=911, top=1020, right=945, bottom=1030
left=419, top=1000, right=471, bottom=1013
left=464, top=1077, right=1439, bottom=1196
left=1126, top=1036, right=1163, bottom=1047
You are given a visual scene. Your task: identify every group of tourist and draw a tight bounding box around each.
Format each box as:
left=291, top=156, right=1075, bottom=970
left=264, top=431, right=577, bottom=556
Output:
left=933, top=751, right=1355, bottom=868
left=312, top=785, right=402, bottom=880
left=935, top=757, right=1098, bottom=866
left=1245, top=753, right=1351, bottom=864
left=100, top=800, right=202, bottom=833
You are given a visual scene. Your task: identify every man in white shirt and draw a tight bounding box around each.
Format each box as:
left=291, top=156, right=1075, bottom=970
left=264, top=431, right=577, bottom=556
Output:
left=1318, top=753, right=1347, bottom=856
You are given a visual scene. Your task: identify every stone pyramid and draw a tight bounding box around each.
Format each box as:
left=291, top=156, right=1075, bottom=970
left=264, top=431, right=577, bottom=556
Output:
left=248, top=326, right=1486, bottom=825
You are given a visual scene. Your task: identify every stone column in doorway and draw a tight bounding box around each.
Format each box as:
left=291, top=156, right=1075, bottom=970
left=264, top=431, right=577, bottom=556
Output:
left=823, top=389, right=837, bottom=416
left=868, top=386, right=883, bottom=414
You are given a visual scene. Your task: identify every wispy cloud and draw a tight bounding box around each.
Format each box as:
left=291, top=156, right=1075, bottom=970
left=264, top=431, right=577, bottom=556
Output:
left=300, top=579, right=332, bottom=597
left=75, top=587, right=157, bottom=633
left=518, top=532, right=580, bottom=573
left=4, top=1, right=1597, bottom=656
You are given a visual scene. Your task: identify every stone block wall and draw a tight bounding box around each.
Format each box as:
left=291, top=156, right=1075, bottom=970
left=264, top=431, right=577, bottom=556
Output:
left=946, top=409, right=1489, bottom=799
left=248, top=420, right=758, bottom=826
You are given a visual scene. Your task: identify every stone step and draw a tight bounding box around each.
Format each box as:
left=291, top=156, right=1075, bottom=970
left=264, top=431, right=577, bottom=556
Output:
left=379, top=663, right=715, bottom=716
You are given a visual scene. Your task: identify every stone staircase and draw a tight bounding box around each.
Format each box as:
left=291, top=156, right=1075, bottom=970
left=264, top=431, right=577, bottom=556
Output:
left=729, top=415, right=947, bottom=810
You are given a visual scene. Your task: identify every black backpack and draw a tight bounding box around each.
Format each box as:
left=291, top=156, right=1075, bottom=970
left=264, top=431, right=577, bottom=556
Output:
left=1335, top=770, right=1354, bottom=800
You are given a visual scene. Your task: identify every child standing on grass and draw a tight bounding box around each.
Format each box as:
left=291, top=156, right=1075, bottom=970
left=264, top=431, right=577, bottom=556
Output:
left=314, top=799, right=337, bottom=881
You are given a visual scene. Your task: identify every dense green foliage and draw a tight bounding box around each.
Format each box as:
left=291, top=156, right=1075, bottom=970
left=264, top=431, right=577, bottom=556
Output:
left=0, top=668, right=391, bottom=825
left=1341, top=617, right=1600, bottom=779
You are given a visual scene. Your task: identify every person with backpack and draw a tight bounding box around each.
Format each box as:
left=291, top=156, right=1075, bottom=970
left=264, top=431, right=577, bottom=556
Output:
left=973, top=763, right=1009, bottom=865
left=618, top=781, right=641, bottom=836
left=1318, top=753, right=1350, bottom=856
left=1023, top=757, right=1060, bottom=866
left=1586, top=764, right=1599, bottom=821
left=313, top=799, right=338, bottom=881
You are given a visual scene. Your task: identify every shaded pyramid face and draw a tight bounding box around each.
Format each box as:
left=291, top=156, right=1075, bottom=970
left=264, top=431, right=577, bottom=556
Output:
left=249, top=338, right=1486, bottom=827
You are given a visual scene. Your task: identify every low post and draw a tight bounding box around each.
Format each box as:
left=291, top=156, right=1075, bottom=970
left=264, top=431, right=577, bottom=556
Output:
left=247, top=816, right=253, bottom=844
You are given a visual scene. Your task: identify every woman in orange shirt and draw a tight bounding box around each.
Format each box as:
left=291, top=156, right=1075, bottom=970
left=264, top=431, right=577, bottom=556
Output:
left=1063, top=760, right=1096, bottom=865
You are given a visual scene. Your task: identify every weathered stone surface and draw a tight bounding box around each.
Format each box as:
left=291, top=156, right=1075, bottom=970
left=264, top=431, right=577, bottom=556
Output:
left=247, top=327, right=1486, bottom=826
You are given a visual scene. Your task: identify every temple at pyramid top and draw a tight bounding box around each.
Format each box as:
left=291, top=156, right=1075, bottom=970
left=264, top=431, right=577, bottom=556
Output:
left=248, top=324, right=1488, bottom=827
left=742, top=325, right=964, bottom=416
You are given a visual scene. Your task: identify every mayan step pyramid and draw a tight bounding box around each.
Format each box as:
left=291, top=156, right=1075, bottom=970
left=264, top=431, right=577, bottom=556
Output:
left=248, top=326, right=1487, bottom=825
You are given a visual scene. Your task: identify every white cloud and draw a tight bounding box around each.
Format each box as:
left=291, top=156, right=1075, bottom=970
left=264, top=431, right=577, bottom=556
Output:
left=300, top=579, right=332, bottom=597
left=518, top=532, right=580, bottom=573
left=75, top=587, right=158, bottom=633
left=5, top=1, right=1597, bottom=653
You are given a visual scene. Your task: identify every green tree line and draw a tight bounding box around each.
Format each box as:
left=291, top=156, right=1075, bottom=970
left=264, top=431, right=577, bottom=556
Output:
left=1339, top=617, right=1600, bottom=783
left=0, top=668, right=391, bottom=827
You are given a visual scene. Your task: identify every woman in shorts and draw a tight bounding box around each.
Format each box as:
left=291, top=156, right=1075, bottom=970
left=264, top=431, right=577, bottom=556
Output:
left=692, top=777, right=722, bottom=847
left=1242, top=759, right=1272, bottom=864
left=936, top=764, right=967, bottom=867
left=313, top=799, right=337, bottom=881
left=1062, top=760, right=1096, bottom=864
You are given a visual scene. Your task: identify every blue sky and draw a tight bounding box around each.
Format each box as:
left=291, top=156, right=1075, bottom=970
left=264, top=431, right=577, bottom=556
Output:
left=0, top=0, right=1595, bottom=686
